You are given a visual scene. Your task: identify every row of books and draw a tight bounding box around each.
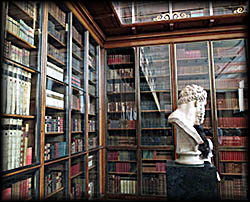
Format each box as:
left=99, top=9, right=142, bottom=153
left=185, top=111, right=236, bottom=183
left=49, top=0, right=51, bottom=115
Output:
left=218, top=117, right=247, bottom=128
left=142, top=162, right=166, bottom=172
left=219, top=162, right=247, bottom=174
left=216, top=98, right=239, bottom=109
left=89, top=120, right=96, bottom=132
left=108, top=101, right=136, bottom=113
left=71, top=177, right=85, bottom=199
left=4, top=40, right=30, bottom=66
left=1, top=62, right=31, bottom=115
left=108, top=136, right=136, bottom=146
left=219, top=151, right=247, bottom=161
left=89, top=84, right=96, bottom=96
left=141, top=135, right=173, bottom=146
left=72, top=94, right=84, bottom=112
left=218, top=136, right=248, bottom=146
left=47, top=2, right=66, bottom=27
left=72, top=57, right=82, bottom=70
left=71, top=138, right=84, bottom=154
left=142, top=174, right=166, bottom=195
left=141, top=118, right=169, bottom=128
left=72, top=118, right=83, bottom=132
left=141, top=101, right=171, bottom=111
left=215, top=78, right=247, bottom=89
left=177, top=49, right=202, bottom=59
left=140, top=81, right=170, bottom=91
left=44, top=170, right=63, bottom=197
left=71, top=163, right=82, bottom=176
left=108, top=119, right=136, bottom=129
left=221, top=178, right=247, bottom=200
left=12, top=2, right=36, bottom=18
left=72, top=26, right=82, bottom=45
left=48, top=43, right=65, bottom=64
left=47, top=61, right=64, bottom=82
left=215, top=46, right=244, bottom=57
left=89, top=43, right=96, bottom=57
left=88, top=136, right=98, bottom=149
left=108, top=68, right=134, bottom=79
left=1, top=178, right=32, bottom=201
left=215, top=61, right=246, bottom=73
left=108, top=176, right=136, bottom=194
left=88, top=98, right=96, bottom=116
left=72, top=42, right=82, bottom=59
left=177, top=65, right=208, bottom=75
left=107, top=54, right=132, bottom=65
left=45, top=115, right=63, bottom=133
left=6, top=16, right=35, bottom=45
left=89, top=70, right=96, bottom=83
left=108, top=151, right=136, bottom=161
left=109, top=162, right=136, bottom=173
left=140, top=68, right=169, bottom=77
left=88, top=155, right=96, bottom=168
left=107, top=82, right=135, bottom=93
left=142, top=150, right=172, bottom=160
left=72, top=74, right=81, bottom=88
left=46, top=89, right=64, bottom=109
left=44, top=142, right=67, bottom=160
left=48, top=20, right=65, bottom=45
left=2, top=118, right=32, bottom=171
left=178, top=80, right=210, bottom=90
left=89, top=54, right=96, bottom=69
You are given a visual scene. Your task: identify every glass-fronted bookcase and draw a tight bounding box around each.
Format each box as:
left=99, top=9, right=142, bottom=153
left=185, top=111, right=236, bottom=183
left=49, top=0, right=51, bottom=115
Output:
left=0, top=1, right=100, bottom=200
left=105, top=38, right=248, bottom=200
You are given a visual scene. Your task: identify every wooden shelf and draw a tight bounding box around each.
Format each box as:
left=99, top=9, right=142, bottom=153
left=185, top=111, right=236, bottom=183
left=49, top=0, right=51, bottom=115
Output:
left=47, top=53, right=65, bottom=66
left=1, top=113, right=35, bottom=119
left=48, top=32, right=66, bottom=48
left=71, top=171, right=84, bottom=179
left=7, top=30, right=37, bottom=50
left=45, top=187, right=64, bottom=199
left=3, top=57, right=38, bottom=73
left=45, top=132, right=64, bottom=135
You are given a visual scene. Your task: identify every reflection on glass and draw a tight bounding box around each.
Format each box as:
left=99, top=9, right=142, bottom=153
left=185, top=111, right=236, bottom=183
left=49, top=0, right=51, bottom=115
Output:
left=175, top=41, right=212, bottom=131
left=212, top=39, right=248, bottom=200
left=212, top=1, right=248, bottom=15
left=139, top=45, right=173, bottom=196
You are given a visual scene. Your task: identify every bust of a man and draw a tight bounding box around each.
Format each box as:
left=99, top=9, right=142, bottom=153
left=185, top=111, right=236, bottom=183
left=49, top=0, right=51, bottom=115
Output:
left=168, top=84, right=207, bottom=165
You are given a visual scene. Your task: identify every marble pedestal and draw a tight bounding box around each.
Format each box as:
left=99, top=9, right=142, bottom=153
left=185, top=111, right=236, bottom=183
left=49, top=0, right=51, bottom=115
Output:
left=166, top=160, right=218, bottom=201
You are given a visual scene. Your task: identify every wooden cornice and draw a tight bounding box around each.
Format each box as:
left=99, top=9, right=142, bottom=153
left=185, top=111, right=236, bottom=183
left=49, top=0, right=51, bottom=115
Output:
left=104, top=25, right=248, bottom=48
left=65, top=2, right=106, bottom=47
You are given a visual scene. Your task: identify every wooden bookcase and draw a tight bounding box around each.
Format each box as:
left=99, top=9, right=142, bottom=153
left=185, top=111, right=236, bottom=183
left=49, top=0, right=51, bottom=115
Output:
left=0, top=2, right=100, bottom=200
left=104, top=41, right=248, bottom=200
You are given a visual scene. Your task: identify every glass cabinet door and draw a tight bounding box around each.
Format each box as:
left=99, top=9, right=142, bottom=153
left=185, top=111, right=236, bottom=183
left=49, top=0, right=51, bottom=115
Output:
left=212, top=38, right=248, bottom=200
left=139, top=44, right=173, bottom=196
left=175, top=41, right=213, bottom=138
left=106, top=47, right=137, bottom=195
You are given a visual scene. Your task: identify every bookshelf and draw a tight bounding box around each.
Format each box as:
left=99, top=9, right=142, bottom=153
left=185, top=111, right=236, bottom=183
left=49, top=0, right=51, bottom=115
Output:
left=1, top=2, right=100, bottom=200
left=106, top=47, right=138, bottom=196
left=139, top=45, right=173, bottom=196
left=212, top=39, right=248, bottom=200
left=1, top=1, right=40, bottom=200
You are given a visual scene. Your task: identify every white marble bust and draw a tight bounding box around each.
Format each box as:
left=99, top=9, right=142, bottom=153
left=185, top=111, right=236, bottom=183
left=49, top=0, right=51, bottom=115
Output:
left=168, top=84, right=207, bottom=165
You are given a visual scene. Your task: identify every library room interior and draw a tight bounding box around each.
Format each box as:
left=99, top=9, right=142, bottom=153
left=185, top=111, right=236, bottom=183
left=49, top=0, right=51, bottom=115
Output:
left=0, top=1, right=248, bottom=201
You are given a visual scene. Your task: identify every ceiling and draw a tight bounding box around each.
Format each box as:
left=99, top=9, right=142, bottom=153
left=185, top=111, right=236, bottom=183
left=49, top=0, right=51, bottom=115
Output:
left=78, top=1, right=247, bottom=40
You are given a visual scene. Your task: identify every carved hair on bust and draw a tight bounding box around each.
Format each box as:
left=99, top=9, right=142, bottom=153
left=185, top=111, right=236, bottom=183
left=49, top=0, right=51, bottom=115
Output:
left=178, top=84, right=207, bottom=106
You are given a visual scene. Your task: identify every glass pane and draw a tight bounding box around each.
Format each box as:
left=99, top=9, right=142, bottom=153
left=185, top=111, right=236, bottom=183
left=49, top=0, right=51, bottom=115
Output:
left=45, top=2, right=68, bottom=162
left=44, top=161, right=67, bottom=199
left=71, top=156, right=86, bottom=199
left=106, top=47, right=137, bottom=195
left=139, top=45, right=173, bottom=196
left=212, top=39, right=248, bottom=200
left=107, top=150, right=137, bottom=194
left=1, top=169, right=39, bottom=200
left=1, top=1, right=40, bottom=171
left=212, top=1, right=248, bottom=15
left=172, top=1, right=209, bottom=19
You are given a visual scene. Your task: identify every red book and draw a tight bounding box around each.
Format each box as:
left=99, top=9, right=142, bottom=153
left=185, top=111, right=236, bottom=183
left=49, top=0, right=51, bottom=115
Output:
left=1, top=187, right=11, bottom=201
left=26, top=147, right=32, bottom=165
